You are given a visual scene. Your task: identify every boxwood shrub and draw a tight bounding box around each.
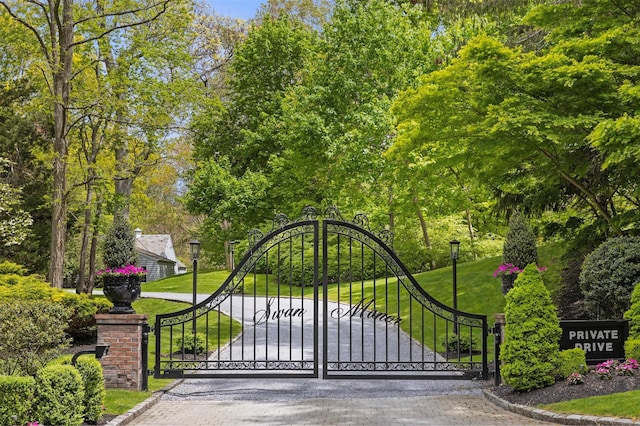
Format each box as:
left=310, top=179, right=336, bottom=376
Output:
left=557, top=348, right=588, bottom=379
left=33, top=364, right=85, bottom=426
left=0, top=375, right=35, bottom=426
left=60, top=356, right=106, bottom=423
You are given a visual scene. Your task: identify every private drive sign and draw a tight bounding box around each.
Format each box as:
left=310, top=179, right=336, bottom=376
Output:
left=559, top=320, right=629, bottom=364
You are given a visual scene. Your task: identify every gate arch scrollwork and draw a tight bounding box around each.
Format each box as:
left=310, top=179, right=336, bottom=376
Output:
left=154, top=206, right=488, bottom=380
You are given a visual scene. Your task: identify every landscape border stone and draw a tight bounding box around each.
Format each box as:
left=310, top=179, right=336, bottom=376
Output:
left=105, top=380, right=183, bottom=426
left=482, top=388, right=640, bottom=425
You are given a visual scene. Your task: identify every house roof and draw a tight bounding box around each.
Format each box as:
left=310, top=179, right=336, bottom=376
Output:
left=134, top=230, right=187, bottom=269
left=137, top=247, right=176, bottom=265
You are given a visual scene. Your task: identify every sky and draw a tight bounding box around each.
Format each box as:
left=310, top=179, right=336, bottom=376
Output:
left=206, top=0, right=265, bottom=20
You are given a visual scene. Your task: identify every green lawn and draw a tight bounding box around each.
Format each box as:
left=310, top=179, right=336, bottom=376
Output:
left=101, top=298, right=240, bottom=416
left=540, top=390, right=640, bottom=420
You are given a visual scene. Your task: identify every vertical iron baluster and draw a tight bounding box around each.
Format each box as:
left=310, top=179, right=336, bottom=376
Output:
left=373, top=254, right=377, bottom=368
left=253, top=261, right=257, bottom=365
left=301, top=233, right=305, bottom=363
left=277, top=240, right=281, bottom=362
left=349, top=237, right=353, bottom=362
left=289, top=235, right=293, bottom=362
left=409, top=295, right=413, bottom=362
left=337, top=234, right=341, bottom=366
left=397, top=276, right=401, bottom=362
left=361, top=241, right=364, bottom=363
left=385, top=265, right=389, bottom=365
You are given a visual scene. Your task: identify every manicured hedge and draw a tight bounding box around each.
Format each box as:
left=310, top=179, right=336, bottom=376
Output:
left=0, top=375, right=35, bottom=426
left=557, top=348, right=588, bottom=379
left=33, top=364, right=85, bottom=426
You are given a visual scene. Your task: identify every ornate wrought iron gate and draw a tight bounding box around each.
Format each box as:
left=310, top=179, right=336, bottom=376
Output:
left=154, top=207, right=488, bottom=380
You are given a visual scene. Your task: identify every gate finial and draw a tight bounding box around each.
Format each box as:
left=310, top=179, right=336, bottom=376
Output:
left=324, top=206, right=343, bottom=220
left=300, top=206, right=318, bottom=220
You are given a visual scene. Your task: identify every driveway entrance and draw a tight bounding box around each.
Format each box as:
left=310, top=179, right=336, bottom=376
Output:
left=153, top=207, right=488, bottom=380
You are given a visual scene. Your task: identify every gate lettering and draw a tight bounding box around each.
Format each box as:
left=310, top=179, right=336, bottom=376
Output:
left=330, top=298, right=402, bottom=325
left=253, top=298, right=306, bottom=325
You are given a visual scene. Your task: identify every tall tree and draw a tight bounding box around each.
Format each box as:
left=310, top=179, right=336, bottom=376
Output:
left=0, top=0, right=174, bottom=287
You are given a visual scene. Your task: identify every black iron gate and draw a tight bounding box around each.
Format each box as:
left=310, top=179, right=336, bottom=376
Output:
left=154, top=207, right=488, bottom=380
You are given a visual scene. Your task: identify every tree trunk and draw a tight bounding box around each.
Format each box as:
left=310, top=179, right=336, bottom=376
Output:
left=49, top=0, right=74, bottom=289
left=465, top=208, right=478, bottom=260
left=87, top=198, right=103, bottom=294
left=413, top=195, right=435, bottom=270
left=77, top=184, right=93, bottom=294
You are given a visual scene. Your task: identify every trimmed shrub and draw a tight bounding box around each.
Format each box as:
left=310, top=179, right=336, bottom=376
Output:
left=580, top=236, right=640, bottom=319
left=0, top=300, right=71, bottom=376
left=60, top=356, right=106, bottom=423
left=557, top=348, right=588, bottom=379
left=624, top=283, right=640, bottom=339
left=103, top=215, right=138, bottom=269
left=624, top=339, right=640, bottom=361
left=501, top=211, right=538, bottom=294
left=441, top=334, right=475, bottom=353
left=500, top=264, right=561, bottom=391
left=0, top=375, right=35, bottom=426
left=33, top=364, right=85, bottom=426
left=177, top=332, right=207, bottom=354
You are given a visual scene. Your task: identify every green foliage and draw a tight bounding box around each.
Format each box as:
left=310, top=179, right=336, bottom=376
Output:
left=33, top=364, right=85, bottom=426
left=177, top=332, right=207, bottom=354
left=624, top=284, right=640, bottom=339
left=0, top=375, right=35, bottom=426
left=580, top=236, right=640, bottom=320
left=0, top=158, right=33, bottom=248
left=61, top=356, right=106, bottom=423
left=501, top=211, right=538, bottom=294
left=0, top=260, right=27, bottom=275
left=0, top=272, right=112, bottom=341
left=501, top=264, right=561, bottom=391
left=0, top=300, right=71, bottom=376
left=441, top=334, right=475, bottom=353
left=624, top=339, right=640, bottom=362
left=103, top=215, right=138, bottom=269
left=557, top=348, right=588, bottom=379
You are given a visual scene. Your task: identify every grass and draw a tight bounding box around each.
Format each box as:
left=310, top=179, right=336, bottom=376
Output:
left=540, top=390, right=640, bottom=420
left=101, top=298, right=239, bottom=417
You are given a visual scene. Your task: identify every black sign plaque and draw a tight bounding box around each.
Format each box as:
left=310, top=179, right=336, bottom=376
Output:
left=559, top=320, right=629, bottom=365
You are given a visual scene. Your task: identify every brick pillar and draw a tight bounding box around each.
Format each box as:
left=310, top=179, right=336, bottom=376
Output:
left=96, top=314, right=148, bottom=391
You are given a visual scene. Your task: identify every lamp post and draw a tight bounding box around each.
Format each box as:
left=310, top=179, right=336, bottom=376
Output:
left=449, top=239, right=460, bottom=336
left=190, top=239, right=201, bottom=335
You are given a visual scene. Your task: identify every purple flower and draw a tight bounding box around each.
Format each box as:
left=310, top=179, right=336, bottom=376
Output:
left=97, top=264, right=146, bottom=277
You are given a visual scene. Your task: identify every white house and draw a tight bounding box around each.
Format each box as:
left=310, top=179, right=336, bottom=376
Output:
left=134, top=229, right=187, bottom=282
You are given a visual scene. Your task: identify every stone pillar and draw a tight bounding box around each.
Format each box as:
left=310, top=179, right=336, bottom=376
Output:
left=96, top=314, right=148, bottom=391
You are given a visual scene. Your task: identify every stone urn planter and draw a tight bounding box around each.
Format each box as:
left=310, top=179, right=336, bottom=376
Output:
left=100, top=270, right=145, bottom=314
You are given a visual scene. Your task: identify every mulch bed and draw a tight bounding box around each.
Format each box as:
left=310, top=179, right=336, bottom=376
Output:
left=490, top=371, right=640, bottom=406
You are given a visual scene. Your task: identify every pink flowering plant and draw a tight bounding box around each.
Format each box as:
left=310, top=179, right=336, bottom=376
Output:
left=565, top=371, right=585, bottom=385
left=616, top=359, right=639, bottom=376
left=493, top=263, right=522, bottom=278
left=97, top=264, right=146, bottom=278
left=593, top=358, right=639, bottom=379
left=493, top=263, right=547, bottom=278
